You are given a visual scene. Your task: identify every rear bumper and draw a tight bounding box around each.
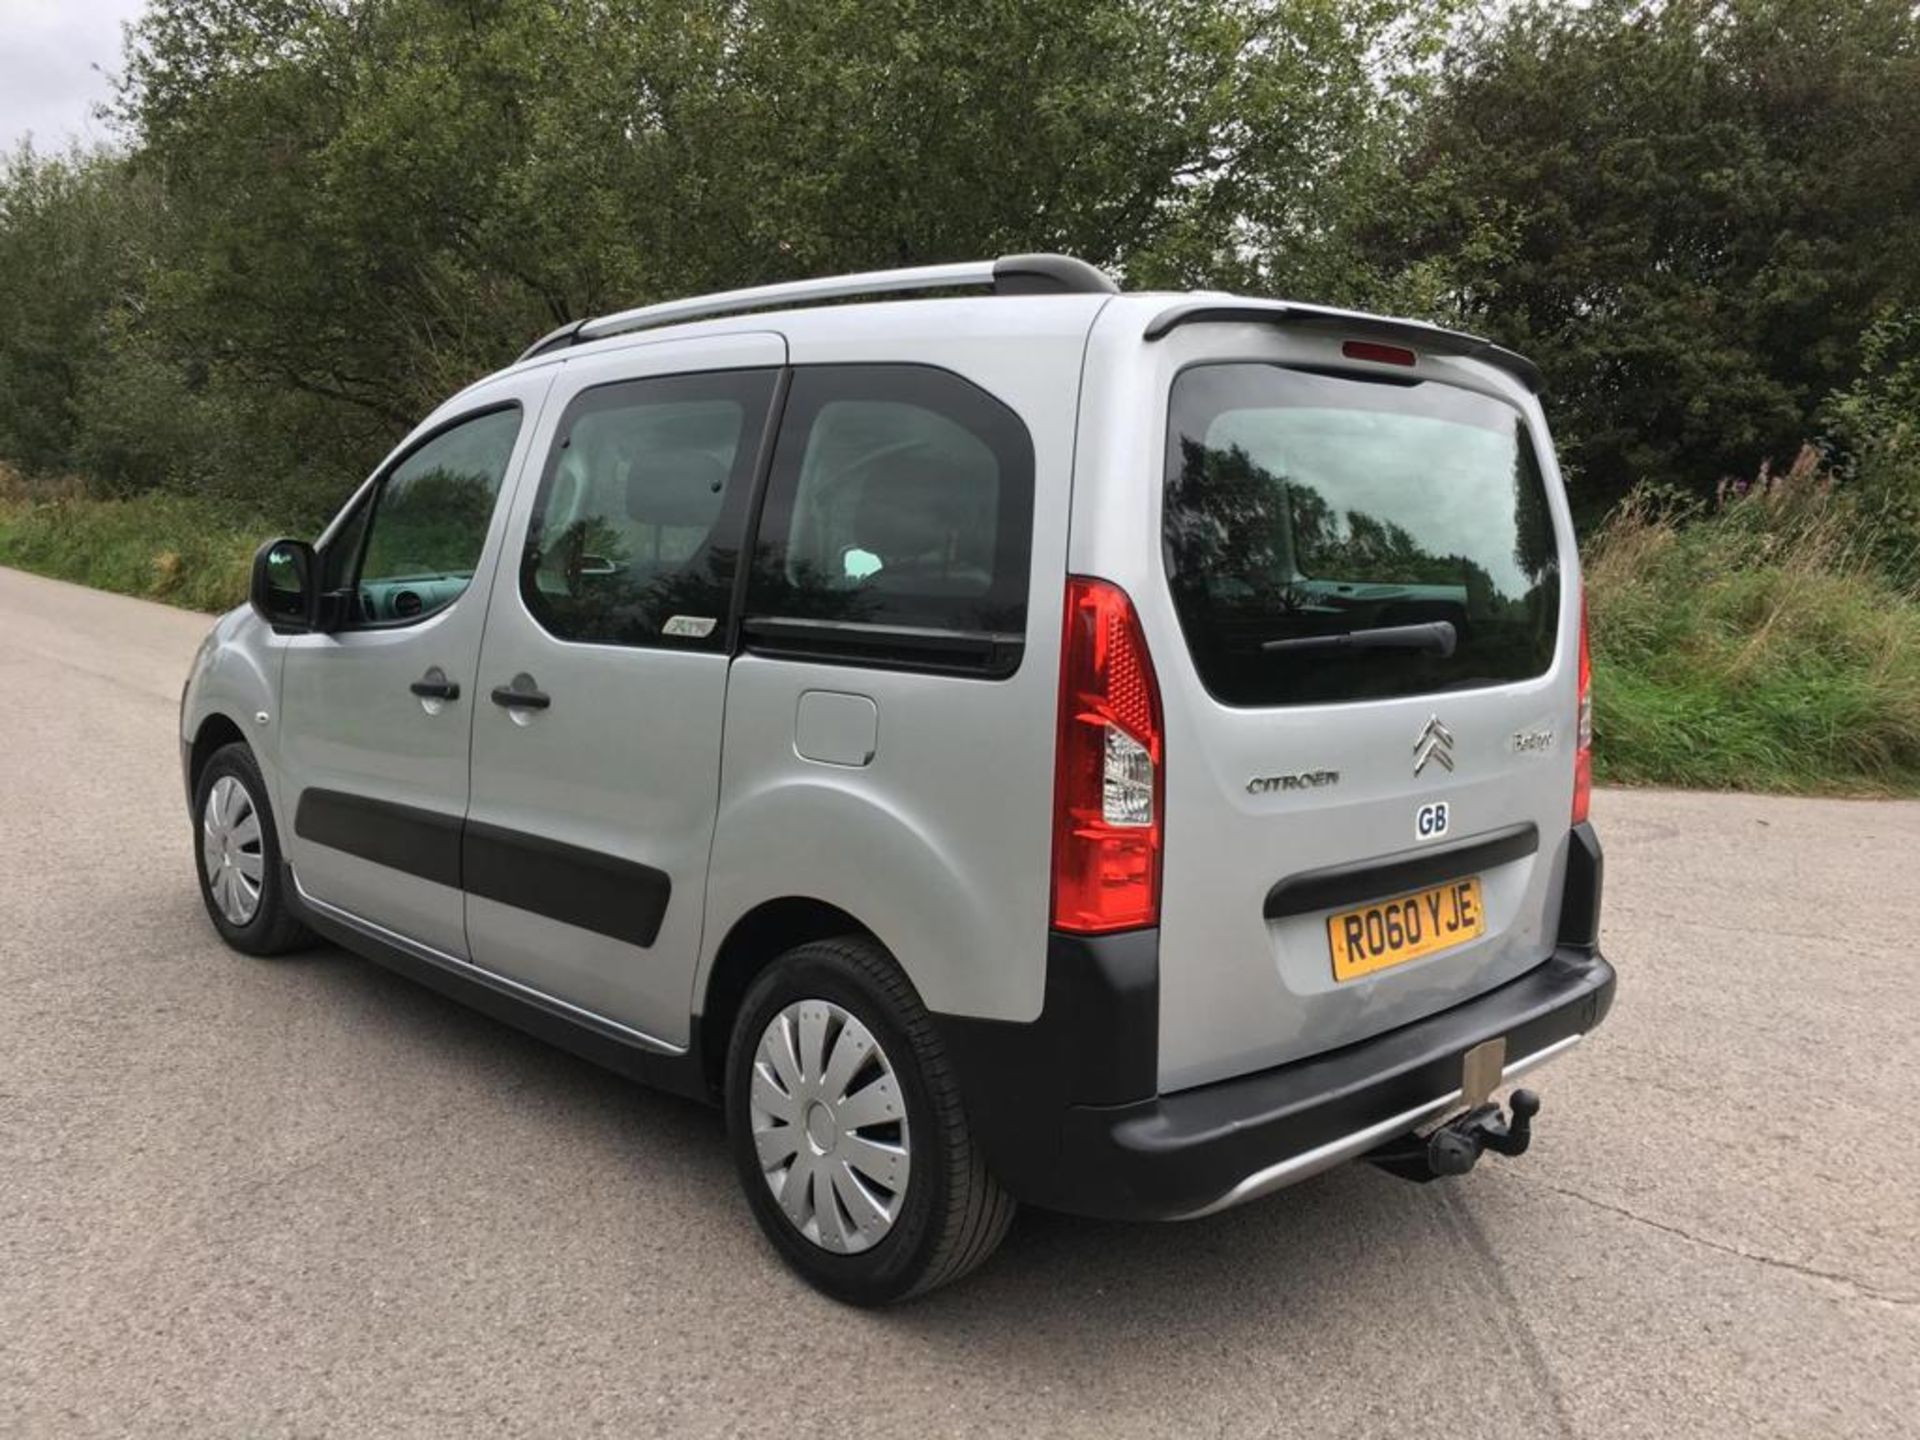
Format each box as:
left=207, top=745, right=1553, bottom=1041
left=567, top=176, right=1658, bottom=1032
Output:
left=936, top=822, right=1611, bottom=1221
left=1047, top=945, right=1612, bottom=1220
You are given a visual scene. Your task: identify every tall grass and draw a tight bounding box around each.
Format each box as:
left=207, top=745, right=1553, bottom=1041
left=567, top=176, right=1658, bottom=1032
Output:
left=1585, top=449, right=1920, bottom=794
left=0, top=465, right=260, bottom=613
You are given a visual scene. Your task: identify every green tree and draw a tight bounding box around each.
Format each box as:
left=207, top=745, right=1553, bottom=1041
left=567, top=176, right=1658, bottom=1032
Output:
left=104, top=0, right=1449, bottom=510
left=0, top=147, right=148, bottom=481
left=1825, top=307, right=1920, bottom=592
left=1376, top=0, right=1920, bottom=515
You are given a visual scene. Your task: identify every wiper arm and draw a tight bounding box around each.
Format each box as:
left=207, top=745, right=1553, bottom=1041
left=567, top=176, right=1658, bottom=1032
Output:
left=1261, top=620, right=1457, bottom=657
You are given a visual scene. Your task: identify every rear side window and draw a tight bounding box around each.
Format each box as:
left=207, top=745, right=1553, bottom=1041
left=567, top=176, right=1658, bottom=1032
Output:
left=1164, top=364, right=1562, bottom=707
left=520, top=369, right=777, bottom=650
left=745, top=365, right=1034, bottom=675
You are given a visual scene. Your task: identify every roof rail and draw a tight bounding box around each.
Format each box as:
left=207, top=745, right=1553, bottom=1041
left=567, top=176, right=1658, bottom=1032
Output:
left=516, top=253, right=1117, bottom=362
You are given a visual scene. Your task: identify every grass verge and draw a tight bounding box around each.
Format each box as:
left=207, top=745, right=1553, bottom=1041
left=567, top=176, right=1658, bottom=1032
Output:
left=0, top=475, right=261, bottom=614
left=1586, top=459, right=1920, bottom=796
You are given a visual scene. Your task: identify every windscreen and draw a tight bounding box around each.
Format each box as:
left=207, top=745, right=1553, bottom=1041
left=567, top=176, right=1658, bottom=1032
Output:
left=1163, top=364, right=1561, bottom=707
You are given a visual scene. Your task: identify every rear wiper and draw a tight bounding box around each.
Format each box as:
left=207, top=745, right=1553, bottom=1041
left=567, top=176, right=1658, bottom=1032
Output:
left=1261, top=620, right=1457, bottom=657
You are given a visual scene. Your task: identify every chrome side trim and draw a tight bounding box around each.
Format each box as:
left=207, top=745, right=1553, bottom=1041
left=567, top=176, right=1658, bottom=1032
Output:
left=1173, top=1033, right=1584, bottom=1221
left=290, top=873, right=686, bottom=1056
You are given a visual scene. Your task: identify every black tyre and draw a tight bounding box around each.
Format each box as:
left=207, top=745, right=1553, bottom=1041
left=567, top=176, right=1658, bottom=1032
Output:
left=191, top=741, right=315, bottom=956
left=725, top=935, right=1015, bottom=1305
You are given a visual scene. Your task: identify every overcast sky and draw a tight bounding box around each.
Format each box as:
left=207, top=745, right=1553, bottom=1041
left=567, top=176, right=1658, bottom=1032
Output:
left=1, top=0, right=148, bottom=154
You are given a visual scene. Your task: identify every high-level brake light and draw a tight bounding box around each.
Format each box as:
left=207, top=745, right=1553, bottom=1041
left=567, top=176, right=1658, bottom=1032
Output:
left=1342, top=339, right=1417, bottom=367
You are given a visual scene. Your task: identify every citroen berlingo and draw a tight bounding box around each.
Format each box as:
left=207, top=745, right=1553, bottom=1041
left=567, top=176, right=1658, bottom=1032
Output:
left=180, top=254, right=1613, bottom=1304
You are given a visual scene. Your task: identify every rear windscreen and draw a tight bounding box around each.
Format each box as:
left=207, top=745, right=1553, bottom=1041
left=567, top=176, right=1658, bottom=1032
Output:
left=1163, top=364, right=1561, bottom=707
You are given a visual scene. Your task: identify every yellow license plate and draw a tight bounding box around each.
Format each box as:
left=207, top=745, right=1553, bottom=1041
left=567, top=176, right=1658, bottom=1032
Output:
left=1328, top=877, right=1486, bottom=982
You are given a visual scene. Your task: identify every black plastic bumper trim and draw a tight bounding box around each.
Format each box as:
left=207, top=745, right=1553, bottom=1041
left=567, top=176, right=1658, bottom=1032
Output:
left=1264, top=821, right=1539, bottom=920
left=937, top=824, right=1609, bottom=1220
left=1558, top=821, right=1604, bottom=950
left=933, top=929, right=1160, bottom=1198
left=1045, top=945, right=1613, bottom=1221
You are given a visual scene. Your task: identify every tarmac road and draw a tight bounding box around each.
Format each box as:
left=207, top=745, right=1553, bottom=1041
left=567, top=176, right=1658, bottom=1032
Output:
left=2, top=563, right=1915, bottom=1438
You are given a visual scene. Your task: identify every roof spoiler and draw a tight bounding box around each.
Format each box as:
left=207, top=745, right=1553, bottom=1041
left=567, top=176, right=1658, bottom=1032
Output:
left=1141, top=301, right=1543, bottom=392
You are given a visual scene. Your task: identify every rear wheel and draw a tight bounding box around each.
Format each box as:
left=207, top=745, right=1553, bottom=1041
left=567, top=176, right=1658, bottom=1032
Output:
left=725, top=936, right=1014, bottom=1305
left=192, top=742, right=314, bottom=956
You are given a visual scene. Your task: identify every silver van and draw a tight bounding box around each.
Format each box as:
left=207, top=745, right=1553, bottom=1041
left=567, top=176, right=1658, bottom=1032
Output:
left=181, top=254, right=1613, bottom=1304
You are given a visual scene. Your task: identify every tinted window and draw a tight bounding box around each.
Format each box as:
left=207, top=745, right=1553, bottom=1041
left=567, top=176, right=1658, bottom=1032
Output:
left=342, top=406, right=522, bottom=625
left=520, top=369, right=776, bottom=649
left=748, top=366, right=1034, bottom=651
left=1164, top=365, right=1561, bottom=707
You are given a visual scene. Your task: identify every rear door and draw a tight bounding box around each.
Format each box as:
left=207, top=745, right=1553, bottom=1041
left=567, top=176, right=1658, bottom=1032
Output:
left=460, top=333, right=782, bottom=1048
left=1079, top=313, right=1582, bottom=1093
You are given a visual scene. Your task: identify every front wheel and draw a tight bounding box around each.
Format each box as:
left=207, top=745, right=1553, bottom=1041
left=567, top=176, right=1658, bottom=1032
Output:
left=725, top=936, right=1014, bottom=1305
left=192, top=741, right=314, bottom=956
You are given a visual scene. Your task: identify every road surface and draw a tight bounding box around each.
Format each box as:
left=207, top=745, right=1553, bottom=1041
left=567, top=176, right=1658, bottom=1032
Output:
left=2, top=564, right=1915, bottom=1437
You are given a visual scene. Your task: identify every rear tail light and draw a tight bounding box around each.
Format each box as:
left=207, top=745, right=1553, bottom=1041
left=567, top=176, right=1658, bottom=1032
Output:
left=1052, top=577, right=1163, bottom=933
left=1572, top=592, right=1593, bottom=824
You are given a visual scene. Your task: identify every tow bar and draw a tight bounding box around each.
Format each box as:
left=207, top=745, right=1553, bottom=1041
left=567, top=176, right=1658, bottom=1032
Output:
left=1366, top=1089, right=1540, bottom=1183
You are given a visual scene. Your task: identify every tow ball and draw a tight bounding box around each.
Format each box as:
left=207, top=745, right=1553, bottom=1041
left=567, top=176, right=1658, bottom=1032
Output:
left=1366, top=1089, right=1541, bottom=1184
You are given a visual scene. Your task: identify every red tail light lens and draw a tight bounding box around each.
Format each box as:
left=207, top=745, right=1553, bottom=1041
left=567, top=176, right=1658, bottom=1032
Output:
left=1052, top=577, right=1163, bottom=933
left=1572, top=593, right=1593, bottom=824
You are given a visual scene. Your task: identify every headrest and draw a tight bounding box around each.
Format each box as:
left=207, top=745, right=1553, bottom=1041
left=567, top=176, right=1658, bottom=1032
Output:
left=626, top=449, right=729, bottom=528
left=851, top=460, right=974, bottom=562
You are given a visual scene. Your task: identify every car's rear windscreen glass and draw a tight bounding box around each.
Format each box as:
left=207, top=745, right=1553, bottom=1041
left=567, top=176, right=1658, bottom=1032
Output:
left=1164, top=364, right=1562, bottom=707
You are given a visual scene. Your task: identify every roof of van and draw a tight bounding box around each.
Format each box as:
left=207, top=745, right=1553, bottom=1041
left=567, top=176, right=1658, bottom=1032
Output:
left=488, top=253, right=1543, bottom=395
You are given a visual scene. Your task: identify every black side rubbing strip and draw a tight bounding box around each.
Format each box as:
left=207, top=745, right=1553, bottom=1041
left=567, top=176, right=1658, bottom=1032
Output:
left=462, top=821, right=672, bottom=950
left=294, top=789, right=464, bottom=889
left=1263, top=822, right=1539, bottom=921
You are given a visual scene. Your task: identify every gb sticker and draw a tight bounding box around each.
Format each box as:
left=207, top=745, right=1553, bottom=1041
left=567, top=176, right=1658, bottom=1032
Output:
left=1416, top=800, right=1450, bottom=842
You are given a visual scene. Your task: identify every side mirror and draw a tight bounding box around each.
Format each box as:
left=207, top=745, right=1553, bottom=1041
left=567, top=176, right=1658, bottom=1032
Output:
left=250, top=537, right=317, bottom=631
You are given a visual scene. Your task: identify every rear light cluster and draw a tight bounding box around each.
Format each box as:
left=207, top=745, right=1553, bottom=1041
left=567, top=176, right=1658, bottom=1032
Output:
left=1051, top=577, right=1164, bottom=933
left=1572, top=593, right=1593, bottom=824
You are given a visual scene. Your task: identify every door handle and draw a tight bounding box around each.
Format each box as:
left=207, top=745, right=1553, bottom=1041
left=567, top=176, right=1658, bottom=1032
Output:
left=410, top=676, right=461, bottom=701
left=490, top=681, right=551, bottom=710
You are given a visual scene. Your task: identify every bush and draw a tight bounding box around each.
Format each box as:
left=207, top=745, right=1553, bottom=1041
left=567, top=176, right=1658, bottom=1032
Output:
left=1585, top=451, right=1920, bottom=794
left=1824, top=308, right=1920, bottom=596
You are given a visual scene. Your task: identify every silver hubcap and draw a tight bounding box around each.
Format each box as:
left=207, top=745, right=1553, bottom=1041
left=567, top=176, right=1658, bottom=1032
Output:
left=201, top=775, right=264, bottom=926
left=750, top=999, right=910, bottom=1254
